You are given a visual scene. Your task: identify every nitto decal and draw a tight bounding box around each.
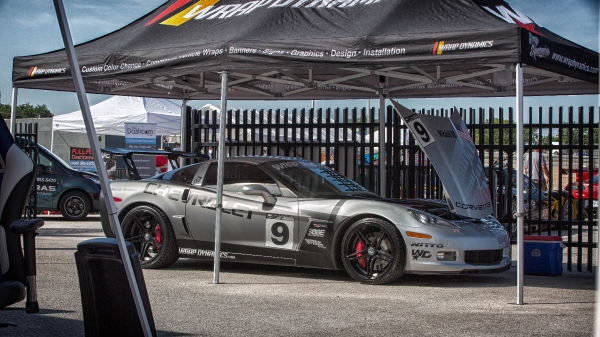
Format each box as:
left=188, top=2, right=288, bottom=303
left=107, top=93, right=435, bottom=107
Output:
left=412, top=249, right=432, bottom=260
left=411, top=242, right=444, bottom=248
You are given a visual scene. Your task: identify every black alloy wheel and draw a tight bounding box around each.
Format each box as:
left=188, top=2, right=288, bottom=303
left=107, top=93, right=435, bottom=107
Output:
left=341, top=218, right=405, bottom=285
left=121, top=205, right=179, bottom=268
left=59, top=191, right=90, bottom=221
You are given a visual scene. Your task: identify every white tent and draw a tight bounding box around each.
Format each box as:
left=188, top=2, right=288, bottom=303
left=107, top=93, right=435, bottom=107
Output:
left=53, top=96, right=182, bottom=136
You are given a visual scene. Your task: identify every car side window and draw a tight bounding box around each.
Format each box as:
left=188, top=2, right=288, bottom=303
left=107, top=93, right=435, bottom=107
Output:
left=38, top=151, right=66, bottom=175
left=203, top=163, right=281, bottom=196
left=164, top=164, right=200, bottom=184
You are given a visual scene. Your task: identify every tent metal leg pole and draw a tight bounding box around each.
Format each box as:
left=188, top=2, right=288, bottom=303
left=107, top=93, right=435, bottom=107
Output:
left=214, top=71, right=229, bottom=284
left=181, top=99, right=187, bottom=165
left=52, top=1, right=153, bottom=336
left=595, top=119, right=600, bottom=337
left=379, top=86, right=386, bottom=198
left=10, top=88, right=18, bottom=134
left=515, top=63, right=525, bottom=305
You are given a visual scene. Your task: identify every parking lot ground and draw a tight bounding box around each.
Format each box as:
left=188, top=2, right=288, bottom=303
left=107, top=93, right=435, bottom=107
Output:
left=2, top=215, right=596, bottom=336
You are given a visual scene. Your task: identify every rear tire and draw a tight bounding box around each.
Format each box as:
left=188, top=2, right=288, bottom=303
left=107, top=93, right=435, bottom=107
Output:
left=341, top=218, right=405, bottom=285
left=59, top=191, right=90, bottom=221
left=121, top=205, right=179, bottom=269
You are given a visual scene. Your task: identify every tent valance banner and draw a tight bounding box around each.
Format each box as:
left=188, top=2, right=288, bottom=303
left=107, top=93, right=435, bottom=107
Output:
left=53, top=96, right=182, bottom=136
left=12, top=0, right=598, bottom=100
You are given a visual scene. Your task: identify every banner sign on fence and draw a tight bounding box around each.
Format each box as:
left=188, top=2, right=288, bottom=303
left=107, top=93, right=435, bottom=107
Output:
left=69, top=147, right=95, bottom=172
left=125, top=122, right=157, bottom=178
left=389, top=99, right=492, bottom=219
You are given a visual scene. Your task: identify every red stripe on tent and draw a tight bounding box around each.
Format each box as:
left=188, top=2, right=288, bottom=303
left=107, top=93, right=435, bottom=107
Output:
left=28, top=67, right=36, bottom=77
left=144, top=0, right=192, bottom=27
left=432, top=41, right=439, bottom=55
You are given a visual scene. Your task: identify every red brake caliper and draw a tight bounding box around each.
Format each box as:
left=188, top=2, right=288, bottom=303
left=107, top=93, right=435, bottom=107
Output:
left=356, top=239, right=366, bottom=269
left=155, top=225, right=162, bottom=248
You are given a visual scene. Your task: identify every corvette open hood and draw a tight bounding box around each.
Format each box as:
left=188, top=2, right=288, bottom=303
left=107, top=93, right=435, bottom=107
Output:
left=389, top=99, right=492, bottom=219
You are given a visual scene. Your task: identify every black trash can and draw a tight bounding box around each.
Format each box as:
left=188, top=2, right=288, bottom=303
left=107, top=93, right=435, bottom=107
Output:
left=75, top=238, right=157, bottom=337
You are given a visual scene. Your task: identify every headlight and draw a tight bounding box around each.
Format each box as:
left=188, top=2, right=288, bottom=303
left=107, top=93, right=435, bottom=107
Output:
left=407, top=209, right=457, bottom=228
left=83, top=174, right=100, bottom=184
left=503, top=247, right=511, bottom=258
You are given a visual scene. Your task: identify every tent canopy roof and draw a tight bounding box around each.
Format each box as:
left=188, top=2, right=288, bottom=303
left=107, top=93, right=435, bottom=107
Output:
left=13, top=0, right=598, bottom=100
left=53, top=96, right=182, bottom=136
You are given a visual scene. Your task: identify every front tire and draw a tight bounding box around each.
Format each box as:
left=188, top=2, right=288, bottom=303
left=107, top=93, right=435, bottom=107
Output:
left=121, top=205, right=179, bottom=268
left=341, top=218, right=405, bottom=285
left=59, top=191, right=90, bottom=220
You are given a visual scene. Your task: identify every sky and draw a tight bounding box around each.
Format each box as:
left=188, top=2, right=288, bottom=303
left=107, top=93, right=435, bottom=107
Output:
left=0, top=0, right=598, bottom=117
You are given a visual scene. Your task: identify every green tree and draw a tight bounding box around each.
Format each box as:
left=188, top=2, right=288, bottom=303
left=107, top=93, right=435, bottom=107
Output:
left=0, top=103, right=53, bottom=119
left=473, top=118, right=537, bottom=145
left=0, top=104, right=10, bottom=119
left=552, top=128, right=598, bottom=145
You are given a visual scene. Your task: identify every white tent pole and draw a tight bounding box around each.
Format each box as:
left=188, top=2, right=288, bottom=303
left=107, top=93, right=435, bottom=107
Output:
left=50, top=129, right=55, bottom=152
left=10, top=88, right=18, bottom=134
left=52, top=1, right=152, bottom=336
left=515, top=63, right=525, bottom=305
left=379, top=76, right=386, bottom=198
left=213, top=71, right=228, bottom=284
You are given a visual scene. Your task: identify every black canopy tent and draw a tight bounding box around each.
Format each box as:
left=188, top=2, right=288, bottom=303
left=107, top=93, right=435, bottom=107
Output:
left=11, top=0, right=598, bottom=308
left=12, top=0, right=598, bottom=99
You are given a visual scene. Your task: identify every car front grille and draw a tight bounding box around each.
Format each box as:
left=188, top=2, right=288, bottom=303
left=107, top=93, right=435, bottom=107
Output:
left=464, top=249, right=503, bottom=265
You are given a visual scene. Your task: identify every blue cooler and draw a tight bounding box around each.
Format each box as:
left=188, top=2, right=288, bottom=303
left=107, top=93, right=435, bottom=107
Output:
left=524, top=235, right=565, bottom=276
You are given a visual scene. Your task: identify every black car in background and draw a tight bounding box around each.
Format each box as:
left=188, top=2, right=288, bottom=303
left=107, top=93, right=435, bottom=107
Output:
left=34, top=143, right=101, bottom=220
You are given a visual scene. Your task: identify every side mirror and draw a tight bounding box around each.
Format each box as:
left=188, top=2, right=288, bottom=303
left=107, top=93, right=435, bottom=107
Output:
left=242, top=184, right=277, bottom=205
left=36, top=164, right=46, bottom=175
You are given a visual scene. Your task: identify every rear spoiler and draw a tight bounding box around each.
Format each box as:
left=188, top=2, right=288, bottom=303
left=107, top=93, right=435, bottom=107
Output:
left=101, top=147, right=210, bottom=180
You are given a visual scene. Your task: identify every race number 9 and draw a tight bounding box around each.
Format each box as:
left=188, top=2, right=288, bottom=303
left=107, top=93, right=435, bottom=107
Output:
left=265, top=215, right=294, bottom=250
left=407, top=119, right=435, bottom=147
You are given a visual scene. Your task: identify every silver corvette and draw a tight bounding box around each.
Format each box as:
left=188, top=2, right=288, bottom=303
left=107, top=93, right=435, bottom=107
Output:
left=101, top=155, right=511, bottom=285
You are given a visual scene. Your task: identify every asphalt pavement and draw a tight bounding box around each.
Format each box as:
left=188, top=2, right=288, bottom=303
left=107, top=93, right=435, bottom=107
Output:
left=2, top=215, right=596, bottom=336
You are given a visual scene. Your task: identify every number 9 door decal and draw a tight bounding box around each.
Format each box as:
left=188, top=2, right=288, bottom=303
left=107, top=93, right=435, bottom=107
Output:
left=265, top=214, right=294, bottom=250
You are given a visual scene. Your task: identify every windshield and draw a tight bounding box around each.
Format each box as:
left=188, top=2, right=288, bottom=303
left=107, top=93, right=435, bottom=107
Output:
left=261, top=159, right=370, bottom=198
left=38, top=143, right=75, bottom=169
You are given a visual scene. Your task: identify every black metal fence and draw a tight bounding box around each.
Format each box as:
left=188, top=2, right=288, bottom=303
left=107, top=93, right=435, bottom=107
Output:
left=14, top=122, right=39, bottom=219
left=184, top=105, right=598, bottom=273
